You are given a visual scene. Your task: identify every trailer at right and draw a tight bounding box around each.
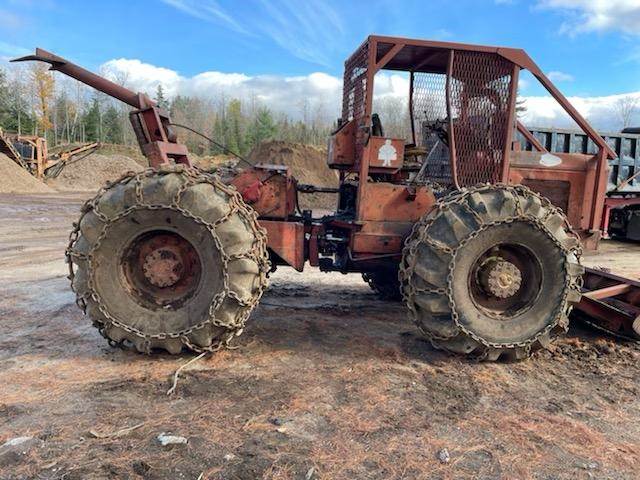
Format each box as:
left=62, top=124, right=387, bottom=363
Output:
left=517, top=126, right=640, bottom=242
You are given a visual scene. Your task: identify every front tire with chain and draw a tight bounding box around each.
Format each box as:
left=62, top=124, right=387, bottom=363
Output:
left=67, top=165, right=269, bottom=354
left=400, top=184, right=583, bottom=361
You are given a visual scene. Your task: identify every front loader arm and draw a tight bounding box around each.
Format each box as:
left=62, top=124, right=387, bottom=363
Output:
left=12, top=48, right=190, bottom=168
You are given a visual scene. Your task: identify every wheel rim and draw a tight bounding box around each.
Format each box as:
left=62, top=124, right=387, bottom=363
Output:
left=468, top=243, right=542, bottom=319
left=122, top=230, right=202, bottom=308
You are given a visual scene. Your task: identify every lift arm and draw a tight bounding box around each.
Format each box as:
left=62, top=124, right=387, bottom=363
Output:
left=12, top=48, right=190, bottom=168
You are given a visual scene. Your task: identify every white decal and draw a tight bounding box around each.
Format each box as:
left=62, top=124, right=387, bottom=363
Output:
left=540, top=153, right=562, bottom=167
left=378, top=139, right=397, bottom=167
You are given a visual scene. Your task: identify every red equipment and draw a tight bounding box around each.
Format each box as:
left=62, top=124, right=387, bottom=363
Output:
left=13, top=36, right=638, bottom=360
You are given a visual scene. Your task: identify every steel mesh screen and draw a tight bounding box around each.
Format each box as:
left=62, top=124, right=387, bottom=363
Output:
left=412, top=72, right=452, bottom=185
left=342, top=42, right=369, bottom=162
left=450, top=51, right=513, bottom=187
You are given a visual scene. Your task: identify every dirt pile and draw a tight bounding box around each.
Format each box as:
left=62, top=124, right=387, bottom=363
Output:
left=47, top=153, right=144, bottom=191
left=0, top=153, right=54, bottom=194
left=248, top=141, right=338, bottom=209
left=190, top=153, right=235, bottom=171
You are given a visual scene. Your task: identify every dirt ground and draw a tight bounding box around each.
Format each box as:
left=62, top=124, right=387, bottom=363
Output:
left=1, top=192, right=640, bottom=480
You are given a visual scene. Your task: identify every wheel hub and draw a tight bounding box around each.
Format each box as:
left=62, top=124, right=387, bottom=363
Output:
left=142, top=246, right=184, bottom=288
left=478, top=259, right=522, bottom=299
left=122, top=230, right=202, bottom=307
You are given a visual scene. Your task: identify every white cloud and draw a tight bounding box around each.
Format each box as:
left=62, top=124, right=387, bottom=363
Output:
left=100, top=57, right=344, bottom=119
left=537, top=0, right=640, bottom=36
left=547, top=70, right=574, bottom=82
left=102, top=59, right=182, bottom=96
left=521, top=91, right=640, bottom=130
left=101, top=56, right=639, bottom=131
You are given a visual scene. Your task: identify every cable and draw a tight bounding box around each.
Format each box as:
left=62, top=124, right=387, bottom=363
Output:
left=169, top=122, right=254, bottom=168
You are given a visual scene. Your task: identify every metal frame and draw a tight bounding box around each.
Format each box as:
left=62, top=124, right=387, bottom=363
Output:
left=575, top=267, right=640, bottom=340
left=352, top=35, right=522, bottom=217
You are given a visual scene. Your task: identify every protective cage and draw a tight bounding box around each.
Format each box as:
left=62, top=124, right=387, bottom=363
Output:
left=341, top=37, right=519, bottom=188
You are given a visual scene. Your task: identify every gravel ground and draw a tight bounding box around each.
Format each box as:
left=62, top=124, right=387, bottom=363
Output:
left=1, top=192, right=639, bottom=480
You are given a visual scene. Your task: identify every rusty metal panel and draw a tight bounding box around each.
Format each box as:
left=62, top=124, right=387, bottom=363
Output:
left=450, top=51, right=513, bottom=187
left=359, top=182, right=435, bottom=222
left=509, top=151, right=598, bottom=231
left=260, top=220, right=306, bottom=271
left=230, top=168, right=297, bottom=219
left=351, top=220, right=416, bottom=254
left=521, top=179, right=570, bottom=213
left=342, top=40, right=369, bottom=164
left=352, top=233, right=405, bottom=254
left=327, top=120, right=356, bottom=167
left=517, top=126, right=640, bottom=194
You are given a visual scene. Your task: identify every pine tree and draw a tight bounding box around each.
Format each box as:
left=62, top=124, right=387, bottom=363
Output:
left=83, top=97, right=101, bottom=142
left=247, top=107, right=277, bottom=149
left=103, top=105, right=123, bottom=144
left=155, top=84, right=168, bottom=110
left=226, top=99, right=244, bottom=155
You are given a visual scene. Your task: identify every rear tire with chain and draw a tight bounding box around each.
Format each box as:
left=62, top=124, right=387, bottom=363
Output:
left=400, top=184, right=583, bottom=361
left=362, top=270, right=402, bottom=301
left=67, top=165, right=269, bottom=354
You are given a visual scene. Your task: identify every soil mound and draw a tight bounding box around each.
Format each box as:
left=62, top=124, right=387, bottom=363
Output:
left=47, top=153, right=144, bottom=191
left=0, top=153, right=54, bottom=194
left=248, top=141, right=338, bottom=210
left=190, top=153, right=235, bottom=171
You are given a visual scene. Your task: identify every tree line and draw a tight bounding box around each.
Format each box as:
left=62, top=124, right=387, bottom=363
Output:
left=0, top=63, right=334, bottom=157
left=7, top=62, right=598, bottom=160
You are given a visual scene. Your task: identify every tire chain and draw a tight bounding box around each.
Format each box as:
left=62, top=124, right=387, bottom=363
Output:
left=398, top=183, right=584, bottom=358
left=66, top=164, right=270, bottom=354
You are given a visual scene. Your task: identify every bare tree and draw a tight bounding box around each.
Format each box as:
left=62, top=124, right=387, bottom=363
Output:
left=615, top=95, right=639, bottom=130
left=375, top=96, right=411, bottom=140
left=516, top=96, right=527, bottom=119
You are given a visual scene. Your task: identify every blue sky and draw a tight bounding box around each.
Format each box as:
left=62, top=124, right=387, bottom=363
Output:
left=1, top=0, right=639, bottom=128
